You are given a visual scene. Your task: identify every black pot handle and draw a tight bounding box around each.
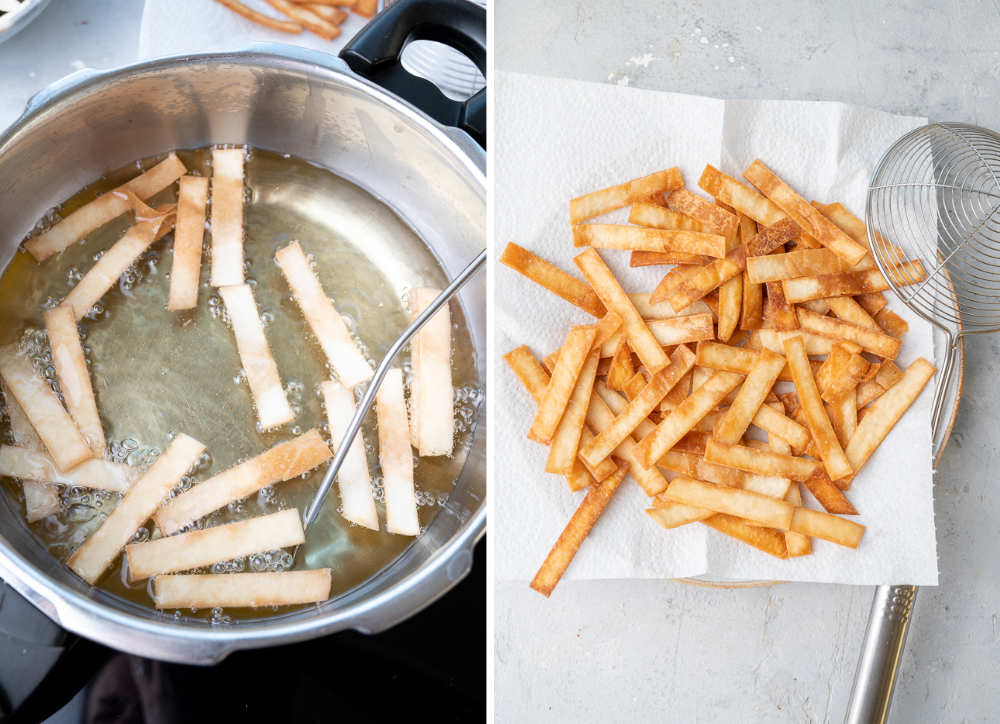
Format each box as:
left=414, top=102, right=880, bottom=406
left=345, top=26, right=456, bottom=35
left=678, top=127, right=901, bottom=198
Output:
left=339, top=0, right=486, bottom=148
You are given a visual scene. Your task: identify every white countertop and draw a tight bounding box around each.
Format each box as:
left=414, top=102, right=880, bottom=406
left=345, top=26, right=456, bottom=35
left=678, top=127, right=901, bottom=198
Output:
left=496, top=2, right=1000, bottom=722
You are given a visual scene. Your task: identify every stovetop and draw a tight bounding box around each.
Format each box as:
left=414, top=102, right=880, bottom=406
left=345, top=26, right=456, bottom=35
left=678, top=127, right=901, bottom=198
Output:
left=0, top=539, right=484, bottom=723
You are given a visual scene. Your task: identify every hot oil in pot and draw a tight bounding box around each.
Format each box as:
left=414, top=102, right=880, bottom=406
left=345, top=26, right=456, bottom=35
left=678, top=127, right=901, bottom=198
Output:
left=0, top=148, right=482, bottom=620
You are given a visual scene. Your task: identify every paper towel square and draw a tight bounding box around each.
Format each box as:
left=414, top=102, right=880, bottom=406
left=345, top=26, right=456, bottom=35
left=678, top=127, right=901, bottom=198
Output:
left=496, top=71, right=938, bottom=586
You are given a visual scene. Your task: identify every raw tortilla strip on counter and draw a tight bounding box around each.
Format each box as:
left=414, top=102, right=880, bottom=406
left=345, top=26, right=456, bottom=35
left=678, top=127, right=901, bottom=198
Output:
left=274, top=241, right=373, bottom=388
left=321, top=381, right=379, bottom=531
left=377, top=368, right=419, bottom=536
left=408, top=287, right=454, bottom=457
left=23, top=153, right=186, bottom=262
left=154, top=429, right=332, bottom=535
left=152, top=569, right=332, bottom=610
left=67, top=433, right=205, bottom=585
left=43, top=303, right=104, bottom=454
left=0, top=350, right=92, bottom=472
left=125, top=508, right=305, bottom=582
left=218, top=283, right=295, bottom=431
left=210, top=148, right=246, bottom=287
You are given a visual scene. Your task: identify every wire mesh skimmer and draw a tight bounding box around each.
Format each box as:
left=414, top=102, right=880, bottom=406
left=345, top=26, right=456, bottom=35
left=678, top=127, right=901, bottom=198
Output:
left=867, top=122, right=1000, bottom=435
left=847, top=122, right=1000, bottom=724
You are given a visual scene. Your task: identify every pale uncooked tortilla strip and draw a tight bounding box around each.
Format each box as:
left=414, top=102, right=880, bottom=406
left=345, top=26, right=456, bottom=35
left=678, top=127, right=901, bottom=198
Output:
left=43, top=304, right=104, bottom=454
left=210, top=148, right=246, bottom=287
left=321, top=380, right=378, bottom=531
left=2, top=382, right=42, bottom=450
left=154, top=429, right=331, bottom=535
left=153, top=569, right=331, bottom=610
left=23, top=480, right=60, bottom=523
left=408, top=287, right=454, bottom=457
left=2, top=390, right=60, bottom=521
left=219, top=283, right=295, bottom=430
left=62, top=212, right=173, bottom=321
left=275, top=241, right=373, bottom=388
left=24, top=153, right=186, bottom=262
left=125, top=508, right=304, bottom=582
left=377, top=368, right=419, bottom=536
left=166, top=176, right=209, bottom=311
left=67, top=433, right=204, bottom=584
left=569, top=168, right=683, bottom=224
left=0, top=446, right=134, bottom=492
left=0, top=351, right=91, bottom=472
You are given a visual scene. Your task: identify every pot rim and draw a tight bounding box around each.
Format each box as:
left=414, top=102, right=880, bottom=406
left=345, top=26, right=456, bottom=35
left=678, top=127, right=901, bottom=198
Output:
left=0, top=46, right=486, bottom=663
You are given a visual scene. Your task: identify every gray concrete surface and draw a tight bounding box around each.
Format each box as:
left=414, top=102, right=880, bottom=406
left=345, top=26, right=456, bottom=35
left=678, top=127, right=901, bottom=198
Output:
left=496, top=2, right=1000, bottom=722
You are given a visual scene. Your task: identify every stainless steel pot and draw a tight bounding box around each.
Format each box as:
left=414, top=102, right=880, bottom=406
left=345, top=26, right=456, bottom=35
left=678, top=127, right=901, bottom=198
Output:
left=0, top=3, right=485, bottom=664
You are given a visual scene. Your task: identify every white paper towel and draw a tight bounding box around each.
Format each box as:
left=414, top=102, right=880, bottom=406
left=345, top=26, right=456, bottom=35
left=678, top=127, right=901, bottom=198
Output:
left=496, top=71, right=938, bottom=586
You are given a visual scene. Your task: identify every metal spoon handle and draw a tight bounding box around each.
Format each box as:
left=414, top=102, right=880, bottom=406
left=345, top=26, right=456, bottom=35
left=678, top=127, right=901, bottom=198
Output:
left=845, top=584, right=918, bottom=724
left=302, top=248, right=487, bottom=531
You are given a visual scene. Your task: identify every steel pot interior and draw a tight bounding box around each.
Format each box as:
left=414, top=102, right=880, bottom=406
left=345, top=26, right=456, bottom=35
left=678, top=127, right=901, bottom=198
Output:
left=0, top=49, right=485, bottom=663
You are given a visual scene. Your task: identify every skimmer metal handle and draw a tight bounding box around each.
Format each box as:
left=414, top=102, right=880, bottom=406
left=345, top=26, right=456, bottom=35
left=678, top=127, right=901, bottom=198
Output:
left=844, top=585, right=918, bottom=724
left=847, top=121, right=1000, bottom=723
left=302, top=248, right=486, bottom=531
